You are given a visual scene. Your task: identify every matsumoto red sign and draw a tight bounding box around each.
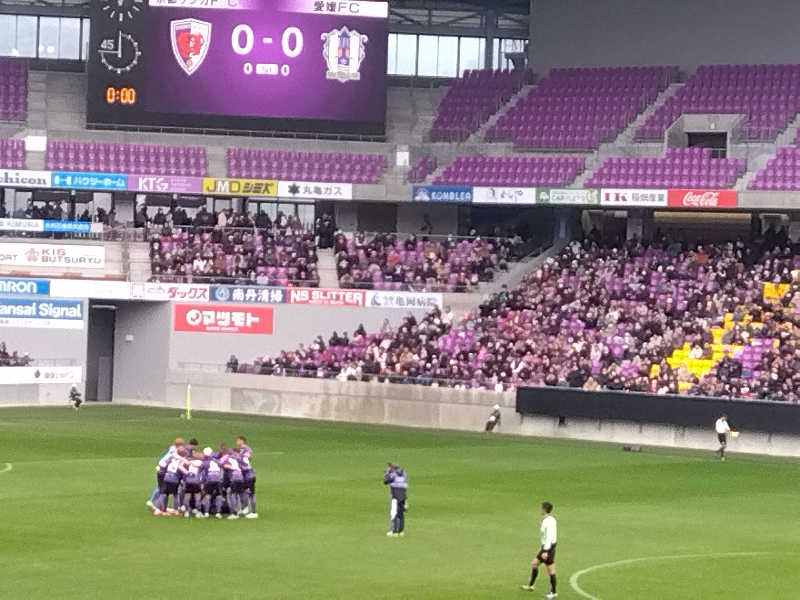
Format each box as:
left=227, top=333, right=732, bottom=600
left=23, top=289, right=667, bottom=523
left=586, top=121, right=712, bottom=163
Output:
left=174, top=303, right=273, bottom=334
left=667, top=189, right=737, bottom=209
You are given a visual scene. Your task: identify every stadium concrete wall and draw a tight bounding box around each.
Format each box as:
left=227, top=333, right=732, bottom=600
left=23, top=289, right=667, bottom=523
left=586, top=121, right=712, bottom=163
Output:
left=531, top=0, right=800, bottom=72
left=0, top=383, right=79, bottom=407
left=114, top=372, right=800, bottom=458
left=168, top=303, right=434, bottom=370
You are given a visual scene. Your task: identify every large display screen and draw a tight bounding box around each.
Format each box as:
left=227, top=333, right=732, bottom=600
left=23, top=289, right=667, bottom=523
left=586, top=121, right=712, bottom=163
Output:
left=87, top=0, right=388, bottom=136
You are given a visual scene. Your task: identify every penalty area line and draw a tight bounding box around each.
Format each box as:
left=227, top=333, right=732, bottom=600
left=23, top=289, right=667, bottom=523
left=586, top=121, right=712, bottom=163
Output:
left=569, top=551, right=767, bottom=600
left=0, top=463, right=11, bottom=474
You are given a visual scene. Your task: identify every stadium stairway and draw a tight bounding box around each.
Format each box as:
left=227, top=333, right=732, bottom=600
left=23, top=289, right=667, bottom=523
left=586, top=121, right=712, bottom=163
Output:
left=316, top=248, right=339, bottom=288
left=128, top=242, right=153, bottom=283
left=442, top=240, right=566, bottom=319
left=572, top=82, right=685, bottom=189
left=467, top=84, right=536, bottom=145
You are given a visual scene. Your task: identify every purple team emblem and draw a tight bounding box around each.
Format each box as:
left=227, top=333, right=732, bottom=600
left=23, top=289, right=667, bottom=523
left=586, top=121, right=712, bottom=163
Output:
left=321, top=27, right=368, bottom=82
left=170, top=18, right=212, bottom=76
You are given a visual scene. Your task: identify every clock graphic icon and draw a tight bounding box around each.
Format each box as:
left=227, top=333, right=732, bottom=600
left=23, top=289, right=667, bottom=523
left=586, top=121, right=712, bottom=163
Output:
left=98, top=31, right=142, bottom=74
left=101, top=0, right=145, bottom=23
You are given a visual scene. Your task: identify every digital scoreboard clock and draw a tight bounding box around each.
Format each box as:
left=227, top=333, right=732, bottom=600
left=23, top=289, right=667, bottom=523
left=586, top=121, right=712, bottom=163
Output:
left=87, top=0, right=388, bottom=136
left=105, top=86, right=137, bottom=104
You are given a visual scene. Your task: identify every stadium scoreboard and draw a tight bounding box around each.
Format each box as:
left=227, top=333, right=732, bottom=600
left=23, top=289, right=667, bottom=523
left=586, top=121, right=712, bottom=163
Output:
left=87, top=0, right=388, bottom=136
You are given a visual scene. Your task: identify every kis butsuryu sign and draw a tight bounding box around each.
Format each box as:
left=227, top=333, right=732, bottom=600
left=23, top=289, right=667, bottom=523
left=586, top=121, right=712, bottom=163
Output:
left=0, top=244, right=105, bottom=269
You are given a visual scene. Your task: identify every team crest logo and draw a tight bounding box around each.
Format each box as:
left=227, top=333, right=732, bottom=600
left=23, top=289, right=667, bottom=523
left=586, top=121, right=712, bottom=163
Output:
left=170, top=18, right=211, bottom=76
left=321, top=27, right=368, bottom=82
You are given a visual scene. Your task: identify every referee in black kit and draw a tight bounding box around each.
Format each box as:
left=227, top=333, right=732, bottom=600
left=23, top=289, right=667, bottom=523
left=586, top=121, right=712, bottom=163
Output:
left=383, top=462, right=408, bottom=537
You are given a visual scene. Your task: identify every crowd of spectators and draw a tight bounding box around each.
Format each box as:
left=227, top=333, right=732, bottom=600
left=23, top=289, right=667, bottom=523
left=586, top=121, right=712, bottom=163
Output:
left=0, top=200, right=116, bottom=225
left=235, top=231, right=800, bottom=402
left=0, top=343, right=31, bottom=366
left=148, top=207, right=319, bottom=286
left=333, top=231, right=523, bottom=292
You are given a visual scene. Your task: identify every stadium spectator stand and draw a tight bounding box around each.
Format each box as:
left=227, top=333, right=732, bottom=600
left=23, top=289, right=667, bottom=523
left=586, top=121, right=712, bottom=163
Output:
left=148, top=212, right=319, bottom=286
left=486, top=66, right=679, bottom=149
left=0, top=59, right=27, bottom=122
left=586, top=147, right=745, bottom=189
left=433, top=155, right=583, bottom=187
left=334, top=232, right=522, bottom=292
left=637, top=64, right=800, bottom=141
left=749, top=141, right=800, bottom=190
left=46, top=141, right=207, bottom=176
left=429, top=68, right=529, bottom=142
left=0, top=342, right=31, bottom=366
left=227, top=148, right=387, bottom=183
left=247, top=234, right=800, bottom=402
left=407, top=155, right=437, bottom=183
left=0, top=138, right=24, bottom=168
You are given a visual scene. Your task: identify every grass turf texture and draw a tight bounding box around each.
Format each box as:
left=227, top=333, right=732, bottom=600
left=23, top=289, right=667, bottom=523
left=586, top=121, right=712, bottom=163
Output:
left=0, top=405, right=798, bottom=600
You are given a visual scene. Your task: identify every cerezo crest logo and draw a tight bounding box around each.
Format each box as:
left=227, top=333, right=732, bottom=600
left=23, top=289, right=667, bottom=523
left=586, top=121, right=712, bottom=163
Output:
left=321, top=26, right=368, bottom=82
left=170, top=18, right=211, bottom=76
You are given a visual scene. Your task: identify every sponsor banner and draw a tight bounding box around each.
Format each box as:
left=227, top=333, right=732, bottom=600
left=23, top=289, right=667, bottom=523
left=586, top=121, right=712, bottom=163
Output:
left=288, top=287, right=365, bottom=307
left=127, top=174, right=204, bottom=194
left=667, top=189, right=738, bottom=209
left=174, top=303, right=274, bottom=334
left=0, top=243, right=105, bottom=268
left=600, top=188, right=668, bottom=207
left=473, top=187, right=537, bottom=205
left=366, top=290, right=443, bottom=310
left=131, top=282, right=210, bottom=302
left=412, top=185, right=473, bottom=203
left=49, top=279, right=132, bottom=300
left=201, top=177, right=277, bottom=197
left=0, top=299, right=84, bottom=330
left=210, top=285, right=286, bottom=304
left=538, top=188, right=601, bottom=205
left=0, top=366, right=83, bottom=385
left=51, top=171, right=127, bottom=191
left=0, top=169, right=52, bottom=189
left=0, top=218, right=44, bottom=232
left=277, top=180, right=353, bottom=200
left=42, top=220, right=93, bottom=234
left=0, top=277, right=49, bottom=296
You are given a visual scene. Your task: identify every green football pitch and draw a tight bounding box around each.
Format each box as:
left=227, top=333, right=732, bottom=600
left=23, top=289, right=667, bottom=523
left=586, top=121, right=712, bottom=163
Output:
left=0, top=405, right=798, bottom=600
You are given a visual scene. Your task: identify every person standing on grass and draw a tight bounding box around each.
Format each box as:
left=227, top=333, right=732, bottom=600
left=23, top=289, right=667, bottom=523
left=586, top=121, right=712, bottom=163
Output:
left=521, top=501, right=557, bottom=598
left=715, top=414, right=732, bottom=461
left=383, top=462, right=408, bottom=537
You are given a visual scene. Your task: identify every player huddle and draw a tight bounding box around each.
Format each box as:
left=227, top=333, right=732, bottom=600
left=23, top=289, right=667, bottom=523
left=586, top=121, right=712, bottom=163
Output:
left=145, top=436, right=258, bottom=519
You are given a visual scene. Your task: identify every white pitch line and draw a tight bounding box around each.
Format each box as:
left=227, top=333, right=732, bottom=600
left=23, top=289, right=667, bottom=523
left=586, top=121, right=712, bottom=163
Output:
left=569, top=552, right=766, bottom=599
left=0, top=463, right=12, bottom=474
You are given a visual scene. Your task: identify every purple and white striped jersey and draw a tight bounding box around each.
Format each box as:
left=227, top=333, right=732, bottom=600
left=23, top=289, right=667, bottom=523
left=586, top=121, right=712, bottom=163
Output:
left=222, top=454, right=244, bottom=481
left=238, top=444, right=253, bottom=459
left=156, top=445, right=180, bottom=472
left=240, top=454, right=255, bottom=480
left=163, top=456, right=187, bottom=483
left=202, top=456, right=223, bottom=483
left=184, top=459, right=204, bottom=485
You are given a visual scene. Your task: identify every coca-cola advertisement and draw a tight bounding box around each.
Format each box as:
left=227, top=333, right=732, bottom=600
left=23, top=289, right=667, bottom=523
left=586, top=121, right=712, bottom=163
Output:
left=667, top=189, right=737, bottom=209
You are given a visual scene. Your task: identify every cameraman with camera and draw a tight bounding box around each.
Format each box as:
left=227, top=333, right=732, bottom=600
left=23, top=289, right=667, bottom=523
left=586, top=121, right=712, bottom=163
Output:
left=382, top=462, right=408, bottom=537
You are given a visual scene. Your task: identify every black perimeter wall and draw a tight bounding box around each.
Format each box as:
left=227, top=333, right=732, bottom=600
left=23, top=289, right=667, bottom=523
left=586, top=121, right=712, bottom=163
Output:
left=516, top=387, right=800, bottom=435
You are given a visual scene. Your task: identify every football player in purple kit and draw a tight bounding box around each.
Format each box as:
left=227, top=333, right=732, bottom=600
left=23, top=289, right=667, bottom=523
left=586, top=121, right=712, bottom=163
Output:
left=153, top=447, right=188, bottom=516
left=221, top=447, right=246, bottom=519
left=236, top=436, right=258, bottom=519
left=201, top=447, right=225, bottom=519
left=146, top=438, right=184, bottom=511
left=181, top=452, right=205, bottom=518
